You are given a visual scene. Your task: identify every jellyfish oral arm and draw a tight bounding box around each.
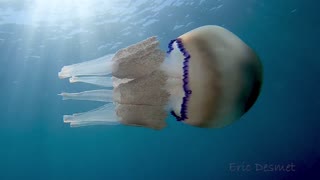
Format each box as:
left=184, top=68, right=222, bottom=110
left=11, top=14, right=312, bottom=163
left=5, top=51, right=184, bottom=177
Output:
left=58, top=36, right=169, bottom=129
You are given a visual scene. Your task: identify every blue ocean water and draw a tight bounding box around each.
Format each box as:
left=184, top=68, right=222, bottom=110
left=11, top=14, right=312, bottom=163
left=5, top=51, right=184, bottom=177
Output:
left=0, top=0, right=319, bottom=179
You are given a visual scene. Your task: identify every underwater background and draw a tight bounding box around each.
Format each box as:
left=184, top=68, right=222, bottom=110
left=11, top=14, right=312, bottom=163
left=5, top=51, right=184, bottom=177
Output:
left=0, top=0, right=318, bottom=179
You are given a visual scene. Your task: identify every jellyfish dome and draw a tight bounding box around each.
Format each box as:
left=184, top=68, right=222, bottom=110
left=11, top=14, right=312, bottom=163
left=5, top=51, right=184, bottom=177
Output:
left=58, top=25, right=263, bottom=130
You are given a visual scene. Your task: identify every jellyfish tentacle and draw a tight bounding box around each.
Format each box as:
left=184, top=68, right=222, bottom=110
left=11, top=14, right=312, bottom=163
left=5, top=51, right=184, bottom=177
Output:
left=58, top=53, right=114, bottom=79
left=63, top=104, right=119, bottom=127
left=111, top=77, right=133, bottom=88
left=69, top=76, right=113, bottom=87
left=59, top=89, right=113, bottom=102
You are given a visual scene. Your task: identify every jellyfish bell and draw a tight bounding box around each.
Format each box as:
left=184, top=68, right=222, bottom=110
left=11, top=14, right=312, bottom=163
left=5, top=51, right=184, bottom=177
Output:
left=163, top=25, right=263, bottom=128
left=58, top=25, right=262, bottom=130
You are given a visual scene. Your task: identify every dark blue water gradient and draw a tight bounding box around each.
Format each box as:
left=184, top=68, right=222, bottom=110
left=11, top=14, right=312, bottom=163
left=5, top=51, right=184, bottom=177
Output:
left=0, top=0, right=319, bottom=179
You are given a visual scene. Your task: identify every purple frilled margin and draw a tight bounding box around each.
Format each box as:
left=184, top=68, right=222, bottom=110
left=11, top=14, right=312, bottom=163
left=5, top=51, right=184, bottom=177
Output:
left=167, top=38, right=192, bottom=121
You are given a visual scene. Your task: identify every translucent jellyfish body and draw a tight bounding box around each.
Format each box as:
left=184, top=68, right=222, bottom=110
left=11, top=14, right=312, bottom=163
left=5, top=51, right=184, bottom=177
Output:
left=58, top=25, right=263, bottom=130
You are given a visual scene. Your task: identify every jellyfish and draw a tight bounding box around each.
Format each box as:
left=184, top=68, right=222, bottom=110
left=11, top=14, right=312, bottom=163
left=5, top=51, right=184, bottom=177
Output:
left=58, top=25, right=263, bottom=130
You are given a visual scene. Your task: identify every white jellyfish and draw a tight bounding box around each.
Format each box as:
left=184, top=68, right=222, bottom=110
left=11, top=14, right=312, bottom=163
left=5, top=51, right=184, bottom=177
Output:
left=58, top=25, right=263, bottom=130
